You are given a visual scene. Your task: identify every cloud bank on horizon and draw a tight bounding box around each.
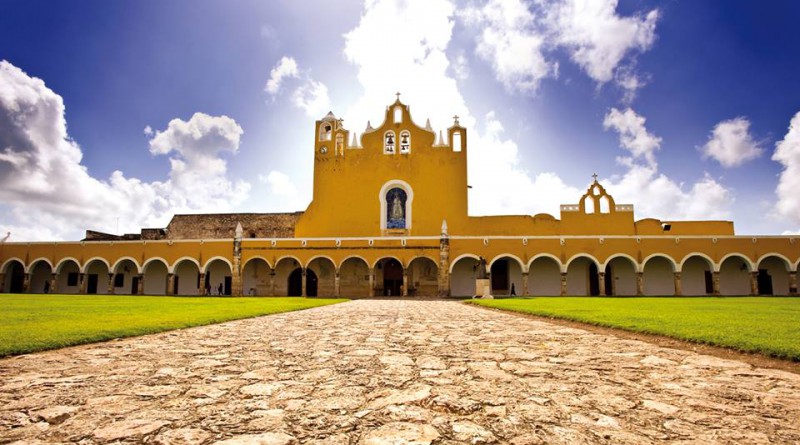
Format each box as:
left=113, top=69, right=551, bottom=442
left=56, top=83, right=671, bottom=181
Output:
left=1, top=0, right=798, bottom=240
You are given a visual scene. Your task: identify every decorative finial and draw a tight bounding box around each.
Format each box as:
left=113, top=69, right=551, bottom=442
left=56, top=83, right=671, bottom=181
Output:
left=425, top=118, right=432, bottom=131
left=453, top=115, right=460, bottom=126
left=365, top=120, right=373, bottom=131
left=396, top=91, right=401, bottom=101
left=235, top=222, right=243, bottom=240
left=592, top=173, right=598, bottom=183
left=351, top=132, right=359, bottom=148
left=441, top=219, right=448, bottom=236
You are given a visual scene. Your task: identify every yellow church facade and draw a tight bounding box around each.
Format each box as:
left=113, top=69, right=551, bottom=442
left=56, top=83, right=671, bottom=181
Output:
left=1, top=99, right=798, bottom=297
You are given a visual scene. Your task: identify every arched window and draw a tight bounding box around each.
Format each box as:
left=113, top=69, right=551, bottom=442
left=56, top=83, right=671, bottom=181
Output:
left=452, top=131, right=462, bottom=152
left=319, top=123, right=332, bottom=141
left=335, top=134, right=344, bottom=156
left=599, top=195, right=610, bottom=213
left=386, top=188, right=408, bottom=229
left=584, top=197, right=595, bottom=214
left=399, top=130, right=411, bottom=154
left=384, top=131, right=396, bottom=154
left=394, top=106, right=402, bottom=123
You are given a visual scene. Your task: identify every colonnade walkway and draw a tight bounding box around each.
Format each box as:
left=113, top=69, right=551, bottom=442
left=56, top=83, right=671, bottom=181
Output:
left=1, top=300, right=799, bottom=444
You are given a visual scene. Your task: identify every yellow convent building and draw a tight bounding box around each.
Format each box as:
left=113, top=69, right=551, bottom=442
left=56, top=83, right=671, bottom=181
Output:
left=1, top=99, right=798, bottom=297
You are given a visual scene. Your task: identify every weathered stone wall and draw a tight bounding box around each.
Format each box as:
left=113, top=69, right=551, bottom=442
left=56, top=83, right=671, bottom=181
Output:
left=166, top=212, right=302, bottom=240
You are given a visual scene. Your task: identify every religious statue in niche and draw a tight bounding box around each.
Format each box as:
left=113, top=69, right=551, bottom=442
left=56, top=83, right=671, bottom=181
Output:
left=386, top=188, right=407, bottom=229
left=384, top=131, right=395, bottom=154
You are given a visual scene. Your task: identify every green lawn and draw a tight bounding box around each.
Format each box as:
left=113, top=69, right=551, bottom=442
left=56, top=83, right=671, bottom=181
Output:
left=469, top=297, right=800, bottom=361
left=0, top=294, right=347, bottom=357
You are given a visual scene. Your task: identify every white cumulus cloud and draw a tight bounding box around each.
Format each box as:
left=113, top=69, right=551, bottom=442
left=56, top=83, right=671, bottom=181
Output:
left=461, top=0, right=657, bottom=98
left=265, top=56, right=330, bottom=117
left=0, top=60, right=249, bottom=241
left=603, top=107, right=661, bottom=167
left=461, top=0, right=556, bottom=93
left=547, top=0, right=659, bottom=85
left=701, top=117, right=764, bottom=167
left=772, top=111, right=800, bottom=225
left=264, top=56, right=299, bottom=95
left=603, top=107, right=733, bottom=220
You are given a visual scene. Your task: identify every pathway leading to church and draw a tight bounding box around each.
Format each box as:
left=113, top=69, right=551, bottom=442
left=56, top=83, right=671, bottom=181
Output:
left=1, top=300, right=799, bottom=444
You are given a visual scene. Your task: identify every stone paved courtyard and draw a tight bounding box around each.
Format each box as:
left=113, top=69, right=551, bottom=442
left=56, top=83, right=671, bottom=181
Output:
left=1, top=300, right=799, bottom=444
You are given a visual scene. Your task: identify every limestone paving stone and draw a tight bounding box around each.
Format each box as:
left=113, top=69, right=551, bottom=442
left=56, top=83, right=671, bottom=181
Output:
left=1, top=300, right=800, bottom=444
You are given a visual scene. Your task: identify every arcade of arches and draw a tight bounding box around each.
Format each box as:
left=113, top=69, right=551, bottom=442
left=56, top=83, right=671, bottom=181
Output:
left=3, top=251, right=796, bottom=297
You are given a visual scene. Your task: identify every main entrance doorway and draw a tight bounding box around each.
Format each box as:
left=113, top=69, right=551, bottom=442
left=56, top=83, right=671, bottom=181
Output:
left=382, top=259, right=403, bottom=296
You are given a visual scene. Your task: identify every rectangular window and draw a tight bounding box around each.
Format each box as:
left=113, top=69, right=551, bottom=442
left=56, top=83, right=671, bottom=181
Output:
left=114, top=273, right=124, bottom=287
left=67, top=272, right=79, bottom=286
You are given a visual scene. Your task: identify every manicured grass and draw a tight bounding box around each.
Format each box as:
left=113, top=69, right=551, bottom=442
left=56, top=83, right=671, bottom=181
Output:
left=0, top=294, right=347, bottom=357
left=469, top=297, right=800, bottom=361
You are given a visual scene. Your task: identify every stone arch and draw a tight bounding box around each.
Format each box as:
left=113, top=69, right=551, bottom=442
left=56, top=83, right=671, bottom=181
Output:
left=602, top=254, right=640, bottom=273
left=489, top=254, right=524, bottom=296
left=173, top=258, right=200, bottom=296
left=642, top=254, right=676, bottom=296
left=204, top=258, right=233, bottom=296
left=718, top=254, right=752, bottom=295
left=168, top=256, right=200, bottom=274
left=112, top=258, right=140, bottom=295
left=603, top=255, right=638, bottom=296
left=243, top=255, right=273, bottom=270
left=2, top=258, right=25, bottom=293
left=81, top=257, right=110, bottom=274
left=680, top=254, right=714, bottom=296
left=202, top=256, right=233, bottom=274
left=339, top=255, right=369, bottom=271
left=449, top=254, right=481, bottom=274
left=83, top=258, right=111, bottom=294
left=142, top=257, right=169, bottom=295
left=1, top=257, right=24, bottom=274
left=112, top=257, right=142, bottom=274
left=55, top=258, right=81, bottom=294
left=55, top=257, right=82, bottom=274
left=307, top=256, right=336, bottom=297
left=450, top=254, right=481, bottom=297
left=489, top=254, right=526, bottom=272
left=379, top=180, right=414, bottom=230
left=718, top=253, right=755, bottom=273
left=142, top=257, right=169, bottom=273
left=28, top=258, right=54, bottom=293
left=375, top=257, right=404, bottom=296
left=756, top=254, right=791, bottom=296
left=407, top=256, right=438, bottom=296
left=756, top=253, right=792, bottom=271
left=26, top=257, right=53, bottom=273
left=339, top=256, right=370, bottom=297
left=528, top=255, right=561, bottom=296
left=679, top=252, right=715, bottom=273
left=565, top=254, right=601, bottom=272
left=565, top=255, right=601, bottom=296
left=243, top=257, right=271, bottom=296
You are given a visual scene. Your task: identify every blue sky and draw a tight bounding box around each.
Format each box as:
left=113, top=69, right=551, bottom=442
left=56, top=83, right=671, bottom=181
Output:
left=1, top=0, right=800, bottom=240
